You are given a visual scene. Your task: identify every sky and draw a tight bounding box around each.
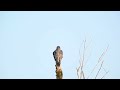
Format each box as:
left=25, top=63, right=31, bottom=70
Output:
left=0, top=11, right=120, bottom=79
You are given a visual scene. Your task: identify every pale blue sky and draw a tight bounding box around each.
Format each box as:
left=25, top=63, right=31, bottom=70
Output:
left=0, top=11, right=120, bottom=79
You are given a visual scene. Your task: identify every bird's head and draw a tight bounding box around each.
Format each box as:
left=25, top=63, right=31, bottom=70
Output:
left=56, top=46, right=60, bottom=50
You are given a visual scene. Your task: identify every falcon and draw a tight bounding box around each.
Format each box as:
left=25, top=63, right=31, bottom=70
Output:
left=53, top=46, right=63, bottom=66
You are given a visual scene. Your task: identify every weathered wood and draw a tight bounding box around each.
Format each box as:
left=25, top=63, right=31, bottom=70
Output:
left=56, top=67, right=63, bottom=79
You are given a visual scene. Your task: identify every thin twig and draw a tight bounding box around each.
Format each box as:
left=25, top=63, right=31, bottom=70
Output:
left=77, top=38, right=109, bottom=79
left=98, top=45, right=109, bottom=62
left=77, top=41, right=84, bottom=79
left=76, top=68, right=79, bottom=79
left=84, top=51, right=92, bottom=68
left=82, top=39, right=86, bottom=67
left=76, top=66, right=80, bottom=79
left=95, top=60, right=104, bottom=79
left=82, top=39, right=92, bottom=70
left=102, top=66, right=107, bottom=73
left=87, top=59, right=102, bottom=79
left=101, top=71, right=109, bottom=79
left=87, top=45, right=109, bottom=79
left=82, top=70, right=85, bottom=79
left=80, top=70, right=82, bottom=79
left=80, top=39, right=86, bottom=79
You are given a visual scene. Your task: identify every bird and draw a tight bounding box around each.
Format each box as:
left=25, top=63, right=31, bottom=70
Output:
left=53, top=46, right=63, bottom=67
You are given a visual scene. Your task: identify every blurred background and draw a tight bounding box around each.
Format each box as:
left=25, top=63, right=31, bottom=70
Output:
left=0, top=11, right=120, bottom=79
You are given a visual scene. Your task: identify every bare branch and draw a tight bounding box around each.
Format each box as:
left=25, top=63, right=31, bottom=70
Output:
left=102, top=66, right=107, bottom=73
left=98, top=45, right=109, bottom=63
left=84, top=51, right=92, bottom=68
left=101, top=71, right=109, bottom=79
left=76, top=68, right=79, bottom=79
left=95, top=60, right=104, bottom=79
left=80, top=70, right=82, bottom=79
left=76, top=65, right=81, bottom=79
left=82, top=70, right=85, bottom=79
left=87, top=45, right=109, bottom=79
left=77, top=38, right=109, bottom=79
left=82, top=39, right=86, bottom=67
left=80, top=39, right=86, bottom=79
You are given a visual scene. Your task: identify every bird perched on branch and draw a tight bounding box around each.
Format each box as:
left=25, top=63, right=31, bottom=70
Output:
left=53, top=46, right=63, bottom=67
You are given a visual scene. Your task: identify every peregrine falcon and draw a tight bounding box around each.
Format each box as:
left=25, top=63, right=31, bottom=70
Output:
left=53, top=46, right=63, bottom=66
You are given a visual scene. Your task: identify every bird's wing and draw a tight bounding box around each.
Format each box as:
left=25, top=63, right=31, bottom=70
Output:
left=53, top=51, right=56, bottom=61
left=60, top=50, right=63, bottom=58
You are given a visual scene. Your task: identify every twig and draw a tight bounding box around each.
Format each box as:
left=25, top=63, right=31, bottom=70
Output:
left=102, top=66, right=107, bottom=73
left=82, top=39, right=86, bottom=67
left=95, top=60, right=104, bottom=79
left=80, top=39, right=86, bottom=79
left=84, top=51, right=92, bottom=68
left=77, top=37, right=109, bottom=79
left=87, top=45, right=109, bottom=79
left=82, top=70, right=85, bottom=79
left=101, top=71, right=109, bottom=79
left=76, top=66, right=80, bottom=79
